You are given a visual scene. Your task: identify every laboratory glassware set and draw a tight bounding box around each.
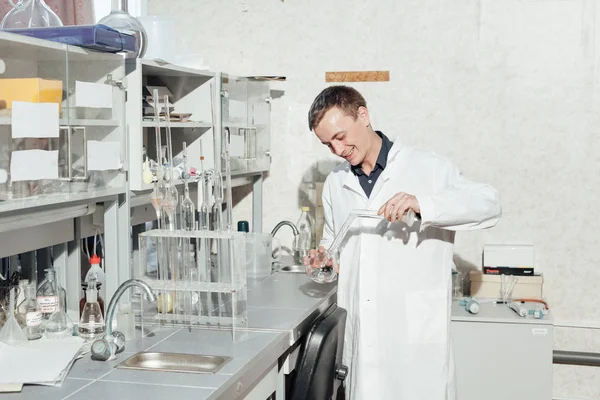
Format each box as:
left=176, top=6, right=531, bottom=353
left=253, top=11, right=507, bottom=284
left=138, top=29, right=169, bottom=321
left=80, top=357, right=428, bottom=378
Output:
left=138, top=86, right=247, bottom=341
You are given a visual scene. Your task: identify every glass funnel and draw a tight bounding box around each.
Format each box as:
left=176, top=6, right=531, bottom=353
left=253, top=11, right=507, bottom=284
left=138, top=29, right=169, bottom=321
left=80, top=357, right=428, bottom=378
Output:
left=0, top=0, right=63, bottom=29
left=98, top=0, right=147, bottom=58
left=304, top=209, right=417, bottom=283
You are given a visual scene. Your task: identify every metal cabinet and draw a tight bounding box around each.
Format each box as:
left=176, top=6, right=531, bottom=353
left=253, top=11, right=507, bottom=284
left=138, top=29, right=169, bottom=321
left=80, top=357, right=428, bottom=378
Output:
left=451, top=301, right=553, bottom=400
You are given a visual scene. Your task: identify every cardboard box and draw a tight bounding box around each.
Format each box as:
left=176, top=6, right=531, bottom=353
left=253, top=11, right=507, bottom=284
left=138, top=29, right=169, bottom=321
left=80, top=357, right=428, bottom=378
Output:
left=0, top=78, right=63, bottom=109
left=470, top=270, right=543, bottom=299
left=483, top=244, right=535, bottom=275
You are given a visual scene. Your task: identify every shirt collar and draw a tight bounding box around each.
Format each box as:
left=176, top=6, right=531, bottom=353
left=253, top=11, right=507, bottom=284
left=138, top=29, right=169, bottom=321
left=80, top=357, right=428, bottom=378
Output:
left=351, top=131, right=392, bottom=175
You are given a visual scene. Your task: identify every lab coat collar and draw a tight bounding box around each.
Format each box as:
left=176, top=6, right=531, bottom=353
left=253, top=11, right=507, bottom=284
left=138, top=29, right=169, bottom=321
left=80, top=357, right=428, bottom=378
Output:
left=342, top=139, right=405, bottom=201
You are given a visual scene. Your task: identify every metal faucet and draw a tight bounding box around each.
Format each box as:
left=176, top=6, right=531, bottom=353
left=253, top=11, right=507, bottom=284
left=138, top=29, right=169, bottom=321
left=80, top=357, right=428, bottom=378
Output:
left=271, top=221, right=300, bottom=263
left=106, top=279, right=157, bottom=337
left=91, top=279, right=156, bottom=361
left=271, top=220, right=299, bottom=237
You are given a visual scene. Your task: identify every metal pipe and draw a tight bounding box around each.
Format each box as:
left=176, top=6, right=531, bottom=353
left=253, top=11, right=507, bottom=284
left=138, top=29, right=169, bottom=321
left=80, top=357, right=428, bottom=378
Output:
left=105, top=279, right=156, bottom=337
left=271, top=221, right=299, bottom=237
left=554, top=350, right=600, bottom=367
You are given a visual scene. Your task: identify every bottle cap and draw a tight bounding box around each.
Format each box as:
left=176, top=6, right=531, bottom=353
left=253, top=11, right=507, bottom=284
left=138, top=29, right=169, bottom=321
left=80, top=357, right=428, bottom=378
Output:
left=90, top=255, right=101, bottom=265
left=237, top=221, right=250, bottom=233
left=301, top=206, right=310, bottom=212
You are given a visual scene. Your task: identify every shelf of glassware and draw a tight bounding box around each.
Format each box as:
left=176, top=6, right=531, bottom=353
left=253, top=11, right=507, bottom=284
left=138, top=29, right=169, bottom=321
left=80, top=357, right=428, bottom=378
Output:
left=136, top=229, right=248, bottom=341
left=126, top=58, right=215, bottom=192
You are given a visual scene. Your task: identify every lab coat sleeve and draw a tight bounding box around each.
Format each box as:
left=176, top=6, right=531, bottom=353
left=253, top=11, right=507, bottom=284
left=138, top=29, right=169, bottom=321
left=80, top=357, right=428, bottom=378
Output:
left=319, top=179, right=335, bottom=249
left=416, top=158, right=502, bottom=231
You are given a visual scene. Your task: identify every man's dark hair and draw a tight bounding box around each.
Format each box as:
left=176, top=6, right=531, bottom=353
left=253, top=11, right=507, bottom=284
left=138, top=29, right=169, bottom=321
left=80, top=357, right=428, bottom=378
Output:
left=308, top=85, right=367, bottom=131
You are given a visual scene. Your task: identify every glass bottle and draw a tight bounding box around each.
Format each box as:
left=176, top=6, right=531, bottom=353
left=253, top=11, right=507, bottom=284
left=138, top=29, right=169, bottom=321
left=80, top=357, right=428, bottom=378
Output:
left=78, top=276, right=105, bottom=340
left=98, top=0, right=147, bottom=58
left=80, top=282, right=104, bottom=318
left=17, top=285, right=42, bottom=340
left=0, top=0, right=63, bottom=29
left=296, top=207, right=315, bottom=263
left=36, top=268, right=60, bottom=320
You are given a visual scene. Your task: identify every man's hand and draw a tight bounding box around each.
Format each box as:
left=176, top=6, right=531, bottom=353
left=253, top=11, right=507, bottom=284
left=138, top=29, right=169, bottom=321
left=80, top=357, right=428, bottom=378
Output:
left=304, top=246, right=338, bottom=273
left=378, top=192, right=421, bottom=222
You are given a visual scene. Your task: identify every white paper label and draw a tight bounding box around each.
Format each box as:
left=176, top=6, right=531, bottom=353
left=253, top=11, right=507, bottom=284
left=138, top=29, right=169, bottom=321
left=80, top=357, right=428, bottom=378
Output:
left=253, top=103, right=270, bottom=126
left=11, top=101, right=59, bottom=139
left=532, top=328, right=548, bottom=336
left=37, top=296, right=58, bottom=313
left=228, top=100, right=246, bottom=119
left=26, top=311, right=42, bottom=327
left=87, top=140, right=121, bottom=171
left=230, top=134, right=245, bottom=157
left=75, top=81, right=113, bottom=108
left=10, top=150, right=59, bottom=181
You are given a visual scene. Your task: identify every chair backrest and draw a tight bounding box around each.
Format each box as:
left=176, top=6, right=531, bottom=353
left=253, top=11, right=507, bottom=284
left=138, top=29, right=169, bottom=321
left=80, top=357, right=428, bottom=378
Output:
left=290, top=304, right=348, bottom=400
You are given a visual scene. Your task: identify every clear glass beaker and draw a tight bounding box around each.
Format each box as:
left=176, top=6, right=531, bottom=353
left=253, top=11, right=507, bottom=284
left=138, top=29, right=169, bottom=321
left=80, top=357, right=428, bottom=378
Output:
left=0, top=0, right=63, bottom=29
left=305, top=249, right=339, bottom=284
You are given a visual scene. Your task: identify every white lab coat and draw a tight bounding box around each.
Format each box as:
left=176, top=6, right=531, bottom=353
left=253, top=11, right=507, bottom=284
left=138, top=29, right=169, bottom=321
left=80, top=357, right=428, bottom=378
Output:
left=320, top=140, right=501, bottom=400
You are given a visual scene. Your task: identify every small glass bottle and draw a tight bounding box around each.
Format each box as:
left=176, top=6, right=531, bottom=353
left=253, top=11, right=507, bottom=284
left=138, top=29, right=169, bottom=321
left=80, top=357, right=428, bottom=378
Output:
left=78, top=276, right=105, bottom=340
left=80, top=282, right=104, bottom=318
left=17, top=285, right=42, bottom=340
left=36, top=269, right=60, bottom=320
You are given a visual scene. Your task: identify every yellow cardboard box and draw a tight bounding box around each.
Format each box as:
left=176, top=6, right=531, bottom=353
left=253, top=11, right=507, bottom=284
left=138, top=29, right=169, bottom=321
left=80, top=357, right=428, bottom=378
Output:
left=0, top=78, right=63, bottom=109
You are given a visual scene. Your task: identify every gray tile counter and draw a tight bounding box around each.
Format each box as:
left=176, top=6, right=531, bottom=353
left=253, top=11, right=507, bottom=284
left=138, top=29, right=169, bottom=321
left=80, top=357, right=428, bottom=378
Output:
left=10, top=272, right=338, bottom=399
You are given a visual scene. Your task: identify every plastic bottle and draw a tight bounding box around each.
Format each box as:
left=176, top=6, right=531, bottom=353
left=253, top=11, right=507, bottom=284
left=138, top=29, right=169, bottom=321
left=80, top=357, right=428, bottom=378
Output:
left=85, top=254, right=106, bottom=286
left=296, top=207, right=315, bottom=263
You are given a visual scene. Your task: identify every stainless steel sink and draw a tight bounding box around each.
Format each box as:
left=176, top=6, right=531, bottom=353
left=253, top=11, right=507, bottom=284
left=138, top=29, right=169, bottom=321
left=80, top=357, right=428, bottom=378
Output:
left=117, top=352, right=232, bottom=374
left=279, top=265, right=305, bottom=273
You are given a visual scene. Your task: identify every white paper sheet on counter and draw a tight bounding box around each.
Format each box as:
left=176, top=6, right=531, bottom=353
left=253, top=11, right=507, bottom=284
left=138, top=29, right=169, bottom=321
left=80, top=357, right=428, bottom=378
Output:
left=0, top=337, right=85, bottom=386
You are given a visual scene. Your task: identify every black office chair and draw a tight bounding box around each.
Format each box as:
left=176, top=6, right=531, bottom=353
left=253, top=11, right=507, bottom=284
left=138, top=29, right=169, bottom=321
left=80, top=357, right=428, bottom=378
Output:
left=290, top=304, right=348, bottom=400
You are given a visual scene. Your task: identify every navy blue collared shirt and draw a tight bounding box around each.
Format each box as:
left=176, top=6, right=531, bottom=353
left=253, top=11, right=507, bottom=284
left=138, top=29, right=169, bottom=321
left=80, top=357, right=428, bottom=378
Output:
left=351, top=131, right=392, bottom=198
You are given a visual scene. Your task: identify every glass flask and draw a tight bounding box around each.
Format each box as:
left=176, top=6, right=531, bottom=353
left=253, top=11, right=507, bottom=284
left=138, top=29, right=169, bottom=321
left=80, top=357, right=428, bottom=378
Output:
left=305, top=249, right=339, bottom=284
left=304, top=209, right=417, bottom=284
left=98, top=0, right=147, bottom=58
left=79, top=282, right=105, bottom=318
left=17, top=285, right=42, bottom=340
left=0, top=0, right=63, bottom=29
left=44, top=308, right=72, bottom=339
left=36, top=268, right=60, bottom=320
left=78, top=276, right=105, bottom=340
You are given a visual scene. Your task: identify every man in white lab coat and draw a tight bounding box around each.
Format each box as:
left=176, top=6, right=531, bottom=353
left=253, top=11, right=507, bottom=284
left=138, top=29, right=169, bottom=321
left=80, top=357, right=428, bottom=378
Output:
left=307, top=86, right=502, bottom=400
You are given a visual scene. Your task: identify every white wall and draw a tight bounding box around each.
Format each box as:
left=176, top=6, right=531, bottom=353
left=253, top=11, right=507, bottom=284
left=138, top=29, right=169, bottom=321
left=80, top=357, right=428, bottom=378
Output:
left=148, top=0, right=600, bottom=397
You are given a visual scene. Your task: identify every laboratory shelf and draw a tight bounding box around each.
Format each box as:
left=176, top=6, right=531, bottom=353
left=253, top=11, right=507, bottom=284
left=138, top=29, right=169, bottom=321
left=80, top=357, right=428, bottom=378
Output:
left=0, top=117, right=120, bottom=126
left=141, top=120, right=212, bottom=129
left=0, top=186, right=126, bottom=216
left=140, top=58, right=215, bottom=79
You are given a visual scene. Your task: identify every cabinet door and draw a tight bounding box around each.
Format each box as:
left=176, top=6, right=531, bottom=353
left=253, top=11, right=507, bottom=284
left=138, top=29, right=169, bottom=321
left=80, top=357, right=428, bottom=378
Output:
left=64, top=48, right=126, bottom=192
left=452, top=320, right=553, bottom=400
left=246, top=80, right=271, bottom=174
left=0, top=39, right=69, bottom=200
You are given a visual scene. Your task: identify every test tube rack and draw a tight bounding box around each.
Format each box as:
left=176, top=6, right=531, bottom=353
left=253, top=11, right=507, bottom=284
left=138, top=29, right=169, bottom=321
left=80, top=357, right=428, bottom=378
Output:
left=137, top=229, right=248, bottom=341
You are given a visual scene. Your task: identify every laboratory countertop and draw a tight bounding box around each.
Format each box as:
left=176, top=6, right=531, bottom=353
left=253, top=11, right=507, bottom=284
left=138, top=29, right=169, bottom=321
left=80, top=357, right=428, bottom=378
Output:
left=7, top=271, right=337, bottom=400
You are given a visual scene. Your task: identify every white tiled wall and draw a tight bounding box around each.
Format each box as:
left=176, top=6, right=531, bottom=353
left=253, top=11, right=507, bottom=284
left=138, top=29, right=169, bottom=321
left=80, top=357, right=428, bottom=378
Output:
left=149, top=0, right=600, bottom=397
